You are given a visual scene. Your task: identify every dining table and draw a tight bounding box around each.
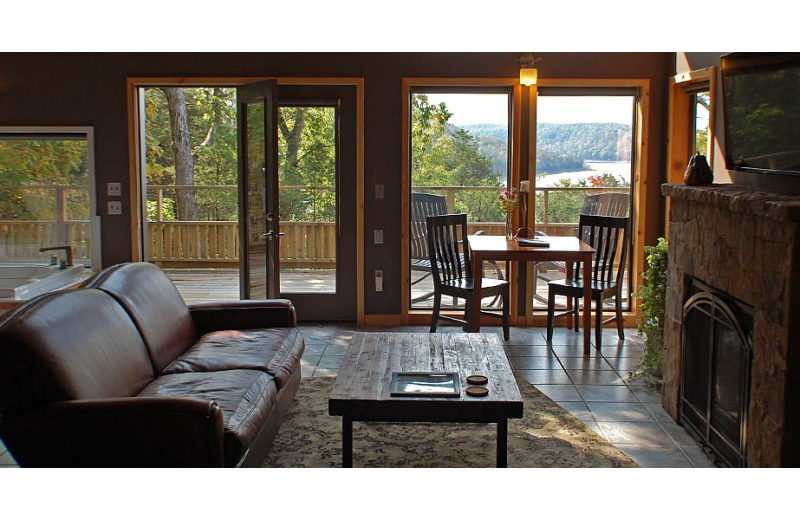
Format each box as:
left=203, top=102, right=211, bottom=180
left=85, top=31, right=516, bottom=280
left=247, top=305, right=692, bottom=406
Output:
left=466, top=234, right=596, bottom=355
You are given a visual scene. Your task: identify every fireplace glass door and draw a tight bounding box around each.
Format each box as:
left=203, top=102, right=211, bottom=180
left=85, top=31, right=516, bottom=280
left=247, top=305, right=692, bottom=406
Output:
left=680, top=279, right=753, bottom=467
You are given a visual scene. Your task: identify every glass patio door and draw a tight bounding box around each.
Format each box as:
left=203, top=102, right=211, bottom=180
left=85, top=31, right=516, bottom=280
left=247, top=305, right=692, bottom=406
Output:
left=238, top=80, right=280, bottom=299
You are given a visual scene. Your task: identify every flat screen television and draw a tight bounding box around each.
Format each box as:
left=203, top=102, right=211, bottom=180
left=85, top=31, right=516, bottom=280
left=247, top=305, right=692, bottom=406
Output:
left=722, top=52, right=800, bottom=193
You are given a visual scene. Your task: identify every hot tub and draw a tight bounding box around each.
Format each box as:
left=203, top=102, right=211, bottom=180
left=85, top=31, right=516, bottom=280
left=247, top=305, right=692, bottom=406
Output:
left=0, top=264, right=87, bottom=300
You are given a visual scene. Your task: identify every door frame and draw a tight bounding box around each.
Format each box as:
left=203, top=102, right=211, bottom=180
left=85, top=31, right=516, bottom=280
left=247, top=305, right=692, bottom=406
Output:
left=126, top=77, right=365, bottom=324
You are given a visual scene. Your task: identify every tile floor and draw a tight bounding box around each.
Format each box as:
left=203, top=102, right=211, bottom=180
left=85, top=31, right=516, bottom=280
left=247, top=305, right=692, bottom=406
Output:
left=0, top=324, right=717, bottom=469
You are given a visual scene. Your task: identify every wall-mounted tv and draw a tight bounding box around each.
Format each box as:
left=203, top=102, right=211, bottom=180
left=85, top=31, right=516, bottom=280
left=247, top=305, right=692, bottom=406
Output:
left=722, top=52, right=800, bottom=193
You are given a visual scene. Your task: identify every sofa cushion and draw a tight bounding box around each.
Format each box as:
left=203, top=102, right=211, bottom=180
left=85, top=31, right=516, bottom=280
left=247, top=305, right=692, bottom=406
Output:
left=137, top=370, right=276, bottom=468
left=0, top=289, right=154, bottom=412
left=86, top=263, right=198, bottom=374
left=162, top=328, right=304, bottom=390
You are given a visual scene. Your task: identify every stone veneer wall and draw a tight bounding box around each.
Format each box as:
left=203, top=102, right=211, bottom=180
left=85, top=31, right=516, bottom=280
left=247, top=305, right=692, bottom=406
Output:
left=661, top=183, right=800, bottom=467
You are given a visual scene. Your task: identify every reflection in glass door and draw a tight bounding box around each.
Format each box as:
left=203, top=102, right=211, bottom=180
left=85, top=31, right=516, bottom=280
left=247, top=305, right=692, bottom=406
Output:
left=237, top=80, right=279, bottom=300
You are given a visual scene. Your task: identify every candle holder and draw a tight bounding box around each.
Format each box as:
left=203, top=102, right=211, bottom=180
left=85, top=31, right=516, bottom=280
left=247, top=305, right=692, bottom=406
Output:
left=515, top=181, right=534, bottom=239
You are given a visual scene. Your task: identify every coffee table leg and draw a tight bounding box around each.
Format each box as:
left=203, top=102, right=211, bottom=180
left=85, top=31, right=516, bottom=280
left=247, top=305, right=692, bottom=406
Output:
left=497, top=418, right=508, bottom=468
left=342, top=416, right=353, bottom=468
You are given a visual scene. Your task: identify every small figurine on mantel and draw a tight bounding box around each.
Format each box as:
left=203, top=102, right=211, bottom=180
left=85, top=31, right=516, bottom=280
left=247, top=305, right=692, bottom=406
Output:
left=684, top=152, right=713, bottom=186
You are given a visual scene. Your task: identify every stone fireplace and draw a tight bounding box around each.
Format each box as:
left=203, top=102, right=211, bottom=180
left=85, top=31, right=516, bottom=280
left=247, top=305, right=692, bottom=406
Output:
left=662, top=183, right=800, bottom=467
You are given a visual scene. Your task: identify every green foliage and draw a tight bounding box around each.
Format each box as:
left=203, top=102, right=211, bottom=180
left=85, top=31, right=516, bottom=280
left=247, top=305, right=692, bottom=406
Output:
left=631, top=237, right=668, bottom=389
left=535, top=173, right=629, bottom=224
left=145, top=87, right=239, bottom=221
left=278, top=106, right=336, bottom=222
left=0, top=139, right=89, bottom=221
left=411, top=94, right=505, bottom=222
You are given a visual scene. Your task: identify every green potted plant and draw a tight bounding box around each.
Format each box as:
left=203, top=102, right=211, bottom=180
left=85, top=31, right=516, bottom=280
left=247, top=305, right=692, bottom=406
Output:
left=631, top=237, right=668, bottom=389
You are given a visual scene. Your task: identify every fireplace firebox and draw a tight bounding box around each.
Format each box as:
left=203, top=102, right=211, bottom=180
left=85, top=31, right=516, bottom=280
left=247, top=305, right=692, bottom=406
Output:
left=680, top=277, right=754, bottom=468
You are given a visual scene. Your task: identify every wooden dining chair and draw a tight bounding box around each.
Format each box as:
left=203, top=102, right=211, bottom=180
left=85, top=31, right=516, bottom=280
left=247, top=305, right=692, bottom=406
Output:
left=546, top=214, right=629, bottom=350
left=426, top=213, right=510, bottom=340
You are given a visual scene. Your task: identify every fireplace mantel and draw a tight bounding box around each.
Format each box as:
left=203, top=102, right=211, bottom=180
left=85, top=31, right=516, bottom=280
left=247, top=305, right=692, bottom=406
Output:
left=661, top=183, right=800, bottom=467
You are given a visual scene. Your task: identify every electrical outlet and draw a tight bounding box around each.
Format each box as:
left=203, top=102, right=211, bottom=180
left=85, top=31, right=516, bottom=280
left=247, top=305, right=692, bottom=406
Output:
left=375, top=184, right=384, bottom=199
left=107, top=182, right=122, bottom=197
left=375, top=270, right=384, bottom=292
left=108, top=201, right=122, bottom=215
left=374, top=229, right=384, bottom=244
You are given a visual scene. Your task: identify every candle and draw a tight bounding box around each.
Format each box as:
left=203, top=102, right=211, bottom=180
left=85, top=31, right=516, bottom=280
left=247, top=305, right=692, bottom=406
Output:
left=519, top=180, right=530, bottom=193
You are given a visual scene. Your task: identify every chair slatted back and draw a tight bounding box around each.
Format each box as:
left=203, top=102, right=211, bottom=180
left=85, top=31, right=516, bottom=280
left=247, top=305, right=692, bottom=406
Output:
left=573, top=214, right=629, bottom=286
left=426, top=213, right=471, bottom=285
left=581, top=192, right=630, bottom=218
left=411, top=193, right=449, bottom=261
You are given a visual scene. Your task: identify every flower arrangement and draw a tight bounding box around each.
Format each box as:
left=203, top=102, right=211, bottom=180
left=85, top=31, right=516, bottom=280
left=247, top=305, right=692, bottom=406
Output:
left=498, top=188, right=518, bottom=214
left=498, top=188, right=517, bottom=239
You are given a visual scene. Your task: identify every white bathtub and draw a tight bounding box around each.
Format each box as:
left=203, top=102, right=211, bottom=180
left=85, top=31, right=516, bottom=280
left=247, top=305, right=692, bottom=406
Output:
left=0, top=264, right=87, bottom=300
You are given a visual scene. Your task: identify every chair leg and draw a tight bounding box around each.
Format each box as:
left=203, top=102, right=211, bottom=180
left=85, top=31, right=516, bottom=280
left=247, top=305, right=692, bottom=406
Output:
left=546, top=290, right=555, bottom=342
left=573, top=297, right=579, bottom=332
left=595, top=295, right=603, bottom=351
left=463, top=296, right=472, bottom=332
left=615, top=292, right=625, bottom=340
left=430, top=292, right=441, bottom=333
left=502, top=286, right=510, bottom=341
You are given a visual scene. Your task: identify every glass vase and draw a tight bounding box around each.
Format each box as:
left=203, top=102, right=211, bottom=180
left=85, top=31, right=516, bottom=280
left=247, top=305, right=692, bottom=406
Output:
left=505, top=214, right=513, bottom=240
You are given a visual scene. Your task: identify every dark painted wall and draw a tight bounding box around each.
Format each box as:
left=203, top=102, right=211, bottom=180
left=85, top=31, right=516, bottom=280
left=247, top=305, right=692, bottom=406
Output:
left=0, top=52, right=674, bottom=315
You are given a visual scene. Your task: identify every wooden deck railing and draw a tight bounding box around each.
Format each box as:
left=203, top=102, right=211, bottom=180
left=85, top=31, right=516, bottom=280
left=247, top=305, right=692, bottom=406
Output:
left=0, top=220, right=91, bottom=261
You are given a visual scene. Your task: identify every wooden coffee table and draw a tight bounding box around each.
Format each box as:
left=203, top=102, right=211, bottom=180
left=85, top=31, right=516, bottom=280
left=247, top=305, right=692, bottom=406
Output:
left=328, top=332, right=523, bottom=468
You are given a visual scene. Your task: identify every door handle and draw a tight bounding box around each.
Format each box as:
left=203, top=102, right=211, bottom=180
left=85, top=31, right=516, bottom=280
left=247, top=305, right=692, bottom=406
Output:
left=262, top=231, right=286, bottom=240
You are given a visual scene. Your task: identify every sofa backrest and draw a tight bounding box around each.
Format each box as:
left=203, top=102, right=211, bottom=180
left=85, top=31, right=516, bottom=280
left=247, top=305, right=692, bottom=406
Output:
left=85, top=263, right=198, bottom=374
left=0, top=289, right=155, bottom=413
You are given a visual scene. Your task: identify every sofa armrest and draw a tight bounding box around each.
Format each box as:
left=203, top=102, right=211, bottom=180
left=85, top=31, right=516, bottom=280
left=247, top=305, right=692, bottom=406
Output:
left=189, top=299, right=297, bottom=335
left=0, top=397, right=225, bottom=467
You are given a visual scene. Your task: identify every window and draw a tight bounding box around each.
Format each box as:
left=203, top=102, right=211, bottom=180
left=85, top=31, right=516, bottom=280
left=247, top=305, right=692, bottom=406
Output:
left=690, top=89, right=711, bottom=160
left=534, top=90, right=636, bottom=311
left=408, top=89, right=512, bottom=310
left=0, top=128, right=98, bottom=270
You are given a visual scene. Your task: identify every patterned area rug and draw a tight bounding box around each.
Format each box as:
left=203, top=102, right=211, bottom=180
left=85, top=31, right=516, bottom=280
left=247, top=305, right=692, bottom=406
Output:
left=263, top=376, right=638, bottom=468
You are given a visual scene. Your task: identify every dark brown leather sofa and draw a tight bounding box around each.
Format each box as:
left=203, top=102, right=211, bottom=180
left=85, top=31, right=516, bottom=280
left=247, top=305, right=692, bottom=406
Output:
left=0, top=262, right=304, bottom=467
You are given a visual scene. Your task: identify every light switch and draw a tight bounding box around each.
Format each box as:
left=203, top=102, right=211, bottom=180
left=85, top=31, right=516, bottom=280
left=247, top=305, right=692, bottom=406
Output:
left=108, top=201, right=122, bottom=215
left=375, top=184, right=384, bottom=199
left=107, top=182, right=122, bottom=197
left=375, top=270, right=384, bottom=292
left=374, top=229, right=384, bottom=244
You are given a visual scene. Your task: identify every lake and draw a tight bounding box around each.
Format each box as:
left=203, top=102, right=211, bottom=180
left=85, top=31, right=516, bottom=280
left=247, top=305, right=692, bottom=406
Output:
left=536, top=161, right=631, bottom=187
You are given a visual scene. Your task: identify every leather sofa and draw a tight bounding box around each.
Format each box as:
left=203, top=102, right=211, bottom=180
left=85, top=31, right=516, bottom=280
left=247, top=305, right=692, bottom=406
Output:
left=0, top=262, right=304, bottom=467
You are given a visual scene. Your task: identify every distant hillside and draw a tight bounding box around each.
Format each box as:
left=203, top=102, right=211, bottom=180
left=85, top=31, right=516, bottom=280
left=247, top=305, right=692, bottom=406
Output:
left=449, top=124, right=508, bottom=175
left=537, top=122, right=631, bottom=163
left=457, top=122, right=631, bottom=176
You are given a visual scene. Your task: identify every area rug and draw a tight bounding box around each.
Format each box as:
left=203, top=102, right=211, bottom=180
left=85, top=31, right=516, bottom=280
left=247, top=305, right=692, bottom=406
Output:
left=262, top=376, right=638, bottom=468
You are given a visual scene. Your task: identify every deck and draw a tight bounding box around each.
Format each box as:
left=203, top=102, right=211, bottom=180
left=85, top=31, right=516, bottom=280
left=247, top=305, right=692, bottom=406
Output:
left=165, top=267, right=628, bottom=309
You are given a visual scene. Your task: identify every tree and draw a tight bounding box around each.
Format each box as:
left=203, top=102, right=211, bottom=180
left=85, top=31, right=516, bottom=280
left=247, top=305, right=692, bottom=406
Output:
left=162, top=88, right=199, bottom=221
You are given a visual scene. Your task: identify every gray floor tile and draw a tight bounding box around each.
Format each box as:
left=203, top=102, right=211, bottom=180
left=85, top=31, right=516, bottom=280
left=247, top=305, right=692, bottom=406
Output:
left=643, top=402, right=676, bottom=423
left=516, top=369, right=573, bottom=385
left=549, top=345, right=603, bottom=358
left=586, top=402, right=654, bottom=422
left=303, top=344, right=327, bottom=356
left=574, top=385, right=639, bottom=402
left=598, top=347, right=644, bottom=359
left=505, top=345, right=556, bottom=357
left=615, top=445, right=694, bottom=468
left=322, top=343, right=349, bottom=355
left=509, top=356, right=562, bottom=370
left=631, top=386, right=663, bottom=403
left=597, top=422, right=675, bottom=446
left=661, top=422, right=703, bottom=447
left=681, top=445, right=718, bottom=468
left=300, top=357, right=320, bottom=372
left=503, top=331, right=546, bottom=345
left=556, top=401, right=594, bottom=422
left=558, top=357, right=614, bottom=370
left=311, top=367, right=337, bottom=377
left=582, top=421, right=607, bottom=439
left=603, top=357, right=643, bottom=372
left=0, top=450, right=17, bottom=466
left=532, top=384, right=583, bottom=402
left=566, top=370, right=626, bottom=386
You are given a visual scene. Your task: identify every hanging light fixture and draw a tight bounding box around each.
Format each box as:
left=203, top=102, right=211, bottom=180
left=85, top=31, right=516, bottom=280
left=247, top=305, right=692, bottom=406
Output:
left=519, top=53, right=538, bottom=86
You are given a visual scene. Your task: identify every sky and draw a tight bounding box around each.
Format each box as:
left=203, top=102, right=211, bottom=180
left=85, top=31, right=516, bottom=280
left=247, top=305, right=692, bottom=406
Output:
left=424, top=93, right=635, bottom=126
